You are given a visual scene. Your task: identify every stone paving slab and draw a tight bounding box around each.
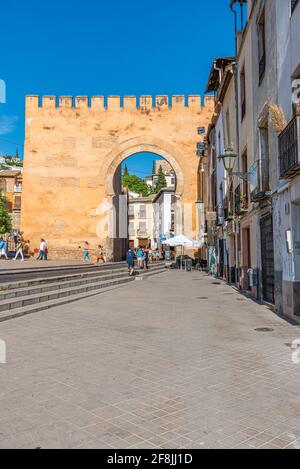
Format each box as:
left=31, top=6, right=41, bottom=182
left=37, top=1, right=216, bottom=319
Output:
left=0, top=271, right=300, bottom=449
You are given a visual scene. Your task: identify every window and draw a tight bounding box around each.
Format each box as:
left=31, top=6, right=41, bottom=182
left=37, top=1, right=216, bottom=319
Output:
left=0, top=179, right=7, bottom=192
left=258, top=126, right=270, bottom=192
left=138, top=222, right=147, bottom=233
left=218, top=131, right=221, bottom=156
left=14, top=196, right=22, bottom=210
left=128, top=222, right=135, bottom=236
left=241, top=150, right=249, bottom=206
left=257, top=9, right=266, bottom=84
left=291, top=0, right=299, bottom=14
left=292, top=70, right=300, bottom=115
left=240, top=66, right=246, bottom=120
left=225, top=109, right=231, bottom=146
left=139, top=205, right=146, bottom=219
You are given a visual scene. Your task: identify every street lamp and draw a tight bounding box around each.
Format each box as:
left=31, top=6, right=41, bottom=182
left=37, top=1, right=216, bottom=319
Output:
left=218, top=145, right=237, bottom=173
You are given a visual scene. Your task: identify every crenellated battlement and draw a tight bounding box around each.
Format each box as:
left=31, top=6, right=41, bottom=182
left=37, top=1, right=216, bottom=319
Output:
left=26, top=94, right=214, bottom=111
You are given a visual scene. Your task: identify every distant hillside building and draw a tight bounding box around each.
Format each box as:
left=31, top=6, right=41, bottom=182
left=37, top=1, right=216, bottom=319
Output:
left=146, top=160, right=176, bottom=190
left=128, top=194, right=156, bottom=248
left=153, top=188, right=176, bottom=249
left=0, top=170, right=23, bottom=229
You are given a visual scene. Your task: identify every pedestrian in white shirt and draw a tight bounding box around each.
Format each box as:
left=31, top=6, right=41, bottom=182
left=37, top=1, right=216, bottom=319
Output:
left=37, top=239, right=47, bottom=261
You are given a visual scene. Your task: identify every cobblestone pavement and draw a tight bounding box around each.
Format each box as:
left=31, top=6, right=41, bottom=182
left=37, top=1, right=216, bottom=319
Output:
left=0, top=270, right=300, bottom=449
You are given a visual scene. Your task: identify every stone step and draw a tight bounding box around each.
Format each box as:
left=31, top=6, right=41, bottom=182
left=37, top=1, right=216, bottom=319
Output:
left=0, top=262, right=165, bottom=291
left=0, top=267, right=131, bottom=293
left=0, top=264, right=165, bottom=301
left=0, top=265, right=166, bottom=312
left=0, top=267, right=167, bottom=322
left=0, top=261, right=125, bottom=276
left=0, top=271, right=133, bottom=301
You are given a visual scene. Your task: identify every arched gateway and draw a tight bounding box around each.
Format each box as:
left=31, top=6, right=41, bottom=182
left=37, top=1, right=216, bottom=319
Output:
left=21, top=95, right=213, bottom=260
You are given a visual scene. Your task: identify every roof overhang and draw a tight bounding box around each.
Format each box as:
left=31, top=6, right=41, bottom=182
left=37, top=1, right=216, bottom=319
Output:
left=205, top=57, right=235, bottom=94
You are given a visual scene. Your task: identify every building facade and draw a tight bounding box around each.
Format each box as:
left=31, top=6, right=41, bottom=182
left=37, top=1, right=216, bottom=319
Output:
left=153, top=188, right=176, bottom=250
left=128, top=195, right=155, bottom=249
left=205, top=0, right=300, bottom=322
left=274, top=0, right=300, bottom=320
left=0, top=170, right=23, bottom=230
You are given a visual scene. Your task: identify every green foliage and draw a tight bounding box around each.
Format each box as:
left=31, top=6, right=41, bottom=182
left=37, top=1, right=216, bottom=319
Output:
left=155, top=165, right=167, bottom=193
left=122, top=174, right=151, bottom=197
left=152, top=160, right=156, bottom=175
left=0, top=193, right=12, bottom=235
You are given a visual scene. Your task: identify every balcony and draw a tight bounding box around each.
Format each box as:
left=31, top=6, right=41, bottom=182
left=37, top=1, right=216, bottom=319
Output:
left=235, top=185, right=248, bottom=216
left=250, top=159, right=271, bottom=202
left=223, top=196, right=234, bottom=221
left=137, top=230, right=148, bottom=238
left=279, top=114, right=300, bottom=179
left=216, top=205, right=225, bottom=226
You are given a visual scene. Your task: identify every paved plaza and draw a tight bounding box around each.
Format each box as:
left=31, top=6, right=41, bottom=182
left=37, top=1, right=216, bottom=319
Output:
left=0, top=270, right=300, bottom=449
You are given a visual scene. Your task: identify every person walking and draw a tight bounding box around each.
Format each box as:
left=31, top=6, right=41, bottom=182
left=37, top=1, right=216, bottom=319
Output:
left=37, top=239, right=47, bottom=261
left=148, top=249, right=153, bottom=264
left=143, top=248, right=149, bottom=270
left=13, top=229, right=19, bottom=250
left=96, top=245, right=106, bottom=263
left=0, top=238, right=8, bottom=260
left=83, top=241, right=91, bottom=263
left=126, top=247, right=135, bottom=276
left=14, top=239, right=25, bottom=261
left=137, top=247, right=144, bottom=269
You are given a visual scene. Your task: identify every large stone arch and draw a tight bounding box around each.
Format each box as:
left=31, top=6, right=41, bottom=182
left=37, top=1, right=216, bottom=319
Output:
left=103, top=136, right=185, bottom=197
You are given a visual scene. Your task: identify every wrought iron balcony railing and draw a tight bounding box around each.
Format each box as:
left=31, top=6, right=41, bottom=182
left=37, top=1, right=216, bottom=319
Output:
left=279, top=114, right=300, bottom=179
left=223, top=196, right=234, bottom=221
left=216, top=205, right=225, bottom=226
left=250, top=159, right=271, bottom=202
left=137, top=229, right=148, bottom=237
left=235, top=185, right=248, bottom=216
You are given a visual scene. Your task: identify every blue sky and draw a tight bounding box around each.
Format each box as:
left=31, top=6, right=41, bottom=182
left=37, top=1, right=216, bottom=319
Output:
left=0, top=0, right=234, bottom=175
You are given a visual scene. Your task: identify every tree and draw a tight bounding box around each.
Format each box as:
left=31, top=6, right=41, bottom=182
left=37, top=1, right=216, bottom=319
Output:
left=123, top=164, right=129, bottom=177
left=0, top=193, right=12, bottom=235
left=152, top=160, right=156, bottom=176
left=155, top=165, right=167, bottom=193
left=122, top=174, right=151, bottom=197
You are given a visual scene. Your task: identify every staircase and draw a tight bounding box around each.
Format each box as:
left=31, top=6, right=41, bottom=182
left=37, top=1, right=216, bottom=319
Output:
left=0, top=263, right=166, bottom=322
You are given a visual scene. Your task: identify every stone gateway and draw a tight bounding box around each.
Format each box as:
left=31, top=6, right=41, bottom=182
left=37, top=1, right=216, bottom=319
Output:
left=21, top=95, right=213, bottom=260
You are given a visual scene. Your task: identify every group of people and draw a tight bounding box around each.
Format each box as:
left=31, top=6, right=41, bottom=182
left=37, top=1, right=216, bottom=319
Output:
left=0, top=232, right=48, bottom=262
left=82, top=242, right=106, bottom=264
left=126, top=247, right=161, bottom=276
left=0, top=232, right=32, bottom=262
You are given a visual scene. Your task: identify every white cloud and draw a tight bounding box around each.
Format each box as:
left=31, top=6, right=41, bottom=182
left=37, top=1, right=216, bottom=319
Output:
left=0, top=115, right=18, bottom=135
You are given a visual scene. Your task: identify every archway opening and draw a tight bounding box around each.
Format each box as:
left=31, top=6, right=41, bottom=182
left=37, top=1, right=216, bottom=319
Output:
left=111, top=151, right=179, bottom=261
